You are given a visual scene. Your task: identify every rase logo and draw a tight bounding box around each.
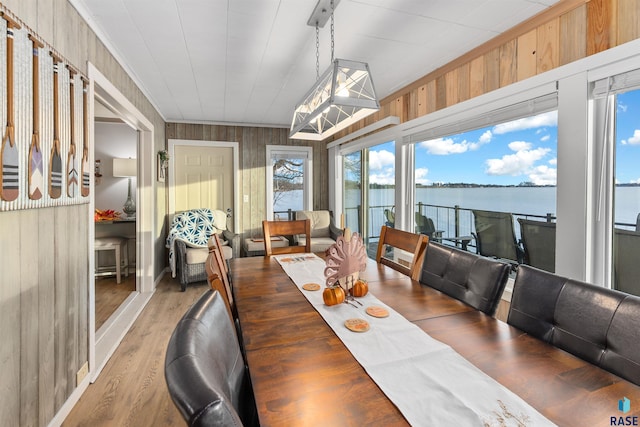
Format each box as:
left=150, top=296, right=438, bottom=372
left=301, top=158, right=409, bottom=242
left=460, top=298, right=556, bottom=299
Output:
left=611, top=397, right=638, bottom=426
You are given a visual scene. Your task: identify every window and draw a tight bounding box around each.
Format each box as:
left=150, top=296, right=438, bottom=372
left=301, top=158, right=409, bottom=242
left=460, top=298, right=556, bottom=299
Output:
left=613, top=87, right=640, bottom=295
left=341, top=141, right=395, bottom=258
left=266, top=146, right=312, bottom=220
left=412, top=109, right=558, bottom=270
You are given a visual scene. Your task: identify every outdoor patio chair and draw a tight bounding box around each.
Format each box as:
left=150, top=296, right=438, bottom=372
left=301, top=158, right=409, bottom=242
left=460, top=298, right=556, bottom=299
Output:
left=472, top=209, right=524, bottom=267
left=384, top=208, right=395, bottom=228
left=517, top=218, right=556, bottom=273
left=415, top=212, right=443, bottom=242
left=614, top=228, right=640, bottom=296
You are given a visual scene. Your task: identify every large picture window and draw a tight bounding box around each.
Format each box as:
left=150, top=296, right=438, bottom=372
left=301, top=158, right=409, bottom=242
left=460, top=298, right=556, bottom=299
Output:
left=413, top=110, right=558, bottom=271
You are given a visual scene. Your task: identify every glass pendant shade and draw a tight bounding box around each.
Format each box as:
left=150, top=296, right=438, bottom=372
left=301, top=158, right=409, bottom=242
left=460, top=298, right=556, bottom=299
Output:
left=290, top=59, right=379, bottom=141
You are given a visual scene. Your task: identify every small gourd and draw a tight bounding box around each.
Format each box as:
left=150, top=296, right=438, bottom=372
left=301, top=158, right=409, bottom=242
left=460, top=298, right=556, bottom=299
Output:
left=352, top=279, right=368, bottom=297
left=323, top=285, right=346, bottom=306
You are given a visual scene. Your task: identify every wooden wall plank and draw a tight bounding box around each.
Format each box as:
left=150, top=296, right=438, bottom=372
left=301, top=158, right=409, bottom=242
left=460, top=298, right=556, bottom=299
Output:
left=445, top=69, right=459, bottom=107
left=435, top=75, right=446, bottom=111
left=457, top=62, right=470, bottom=103
left=20, top=210, right=40, bottom=427
left=417, top=84, right=427, bottom=117
left=516, top=29, right=538, bottom=81
left=587, top=0, right=616, bottom=55
left=617, top=0, right=640, bottom=44
left=560, top=5, right=587, bottom=65
left=537, top=17, right=560, bottom=73
left=425, top=80, right=436, bottom=114
left=499, top=40, right=517, bottom=87
left=38, top=209, right=56, bottom=426
left=0, top=211, right=21, bottom=427
left=483, top=47, right=500, bottom=93
left=469, top=56, right=484, bottom=98
left=54, top=208, right=69, bottom=410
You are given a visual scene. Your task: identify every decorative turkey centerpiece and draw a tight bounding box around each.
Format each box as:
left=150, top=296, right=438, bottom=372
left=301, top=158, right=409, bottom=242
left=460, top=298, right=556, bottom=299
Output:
left=323, top=228, right=368, bottom=306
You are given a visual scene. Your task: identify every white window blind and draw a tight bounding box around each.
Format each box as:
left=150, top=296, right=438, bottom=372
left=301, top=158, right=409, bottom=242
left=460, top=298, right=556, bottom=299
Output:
left=406, top=92, right=558, bottom=144
left=592, top=68, right=640, bottom=98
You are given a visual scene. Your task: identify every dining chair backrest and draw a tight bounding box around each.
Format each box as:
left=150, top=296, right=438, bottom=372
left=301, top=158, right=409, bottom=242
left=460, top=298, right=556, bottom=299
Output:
left=472, top=209, right=523, bottom=265
left=165, top=290, right=257, bottom=426
left=262, top=219, right=311, bottom=255
left=517, top=218, right=556, bottom=273
left=205, top=247, right=234, bottom=322
left=375, top=225, right=428, bottom=280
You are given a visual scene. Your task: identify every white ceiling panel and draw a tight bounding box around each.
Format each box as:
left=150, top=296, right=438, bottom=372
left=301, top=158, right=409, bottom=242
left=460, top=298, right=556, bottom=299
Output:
left=71, top=0, right=561, bottom=126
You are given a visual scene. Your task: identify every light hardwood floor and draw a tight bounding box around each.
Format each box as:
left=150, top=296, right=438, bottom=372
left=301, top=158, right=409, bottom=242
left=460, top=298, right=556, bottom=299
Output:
left=64, top=276, right=209, bottom=427
left=95, top=275, right=136, bottom=331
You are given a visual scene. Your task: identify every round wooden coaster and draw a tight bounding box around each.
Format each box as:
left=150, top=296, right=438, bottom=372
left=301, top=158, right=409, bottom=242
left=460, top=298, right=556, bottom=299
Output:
left=302, top=282, right=321, bottom=291
left=344, top=318, right=370, bottom=332
left=366, top=305, right=389, bottom=318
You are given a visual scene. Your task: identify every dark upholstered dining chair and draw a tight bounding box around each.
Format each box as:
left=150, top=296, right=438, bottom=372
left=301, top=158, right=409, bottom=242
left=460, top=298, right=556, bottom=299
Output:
left=508, top=265, right=640, bottom=386
left=165, top=290, right=257, bottom=427
left=419, top=241, right=510, bottom=315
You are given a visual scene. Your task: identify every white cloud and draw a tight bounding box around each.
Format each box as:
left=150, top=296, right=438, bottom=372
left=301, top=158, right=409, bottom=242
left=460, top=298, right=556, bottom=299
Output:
left=479, top=130, right=492, bottom=143
left=619, top=103, right=628, bottom=113
left=369, top=149, right=395, bottom=169
left=528, top=165, right=557, bottom=185
left=485, top=147, right=551, bottom=176
left=540, top=135, right=550, bottom=142
left=508, top=141, right=531, bottom=151
left=420, top=137, right=484, bottom=155
left=548, top=158, right=557, bottom=165
left=369, top=168, right=395, bottom=185
left=493, top=111, right=558, bottom=134
left=631, top=178, right=640, bottom=184
left=621, top=129, right=640, bottom=145
left=415, top=167, right=430, bottom=185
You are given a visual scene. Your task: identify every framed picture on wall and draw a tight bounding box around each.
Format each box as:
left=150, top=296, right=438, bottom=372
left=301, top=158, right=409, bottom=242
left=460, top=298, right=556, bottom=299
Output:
left=157, top=151, right=168, bottom=182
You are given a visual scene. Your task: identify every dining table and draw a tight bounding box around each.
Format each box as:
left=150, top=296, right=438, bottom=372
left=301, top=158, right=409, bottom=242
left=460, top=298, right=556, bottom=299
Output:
left=229, top=254, right=640, bottom=426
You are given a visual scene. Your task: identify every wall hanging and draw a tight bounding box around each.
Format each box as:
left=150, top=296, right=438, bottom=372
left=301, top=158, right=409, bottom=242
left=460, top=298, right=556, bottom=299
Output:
left=0, top=6, right=90, bottom=211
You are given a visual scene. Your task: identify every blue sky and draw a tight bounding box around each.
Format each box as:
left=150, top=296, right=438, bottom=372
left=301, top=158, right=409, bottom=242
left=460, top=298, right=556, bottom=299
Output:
left=367, top=88, right=640, bottom=186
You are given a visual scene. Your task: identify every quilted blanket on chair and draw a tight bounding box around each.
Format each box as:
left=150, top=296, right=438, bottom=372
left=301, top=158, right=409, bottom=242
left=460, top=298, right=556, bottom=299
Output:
left=166, top=208, right=216, bottom=278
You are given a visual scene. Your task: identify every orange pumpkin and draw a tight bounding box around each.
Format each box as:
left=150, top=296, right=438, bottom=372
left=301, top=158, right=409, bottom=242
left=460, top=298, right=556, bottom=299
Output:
left=323, top=286, right=345, bottom=306
left=352, top=279, right=368, bottom=297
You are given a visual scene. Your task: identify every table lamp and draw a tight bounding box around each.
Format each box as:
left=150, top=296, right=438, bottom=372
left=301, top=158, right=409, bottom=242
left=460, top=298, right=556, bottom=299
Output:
left=113, top=157, right=137, bottom=218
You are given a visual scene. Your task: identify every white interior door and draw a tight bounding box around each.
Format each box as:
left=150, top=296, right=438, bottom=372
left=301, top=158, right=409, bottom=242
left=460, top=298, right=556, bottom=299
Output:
left=171, top=143, right=236, bottom=231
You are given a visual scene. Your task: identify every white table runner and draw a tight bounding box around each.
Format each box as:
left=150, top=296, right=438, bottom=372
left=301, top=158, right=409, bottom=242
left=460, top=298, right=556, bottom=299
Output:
left=274, top=254, right=556, bottom=427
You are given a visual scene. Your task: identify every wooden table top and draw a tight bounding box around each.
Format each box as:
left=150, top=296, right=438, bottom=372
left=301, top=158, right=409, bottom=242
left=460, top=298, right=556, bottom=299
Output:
left=230, top=255, right=640, bottom=427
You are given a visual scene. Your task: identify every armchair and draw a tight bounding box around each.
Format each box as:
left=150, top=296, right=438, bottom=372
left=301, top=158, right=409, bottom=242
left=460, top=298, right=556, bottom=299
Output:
left=295, top=210, right=342, bottom=252
left=167, top=208, right=236, bottom=291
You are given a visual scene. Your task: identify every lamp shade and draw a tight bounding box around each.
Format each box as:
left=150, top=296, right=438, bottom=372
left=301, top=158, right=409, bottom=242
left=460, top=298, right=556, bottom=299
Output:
left=290, top=59, right=379, bottom=141
left=112, top=158, right=137, bottom=177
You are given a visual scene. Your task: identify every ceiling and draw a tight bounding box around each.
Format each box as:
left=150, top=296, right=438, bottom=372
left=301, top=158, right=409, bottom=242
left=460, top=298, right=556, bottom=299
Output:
left=71, top=0, right=560, bottom=129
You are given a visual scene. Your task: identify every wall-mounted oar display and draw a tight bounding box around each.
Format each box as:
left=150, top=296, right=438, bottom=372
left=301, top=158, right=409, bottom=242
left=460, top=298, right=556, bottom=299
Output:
left=80, top=77, right=90, bottom=197
left=28, top=34, right=44, bottom=200
left=0, top=12, right=21, bottom=201
left=49, top=53, right=62, bottom=199
left=66, top=66, right=78, bottom=197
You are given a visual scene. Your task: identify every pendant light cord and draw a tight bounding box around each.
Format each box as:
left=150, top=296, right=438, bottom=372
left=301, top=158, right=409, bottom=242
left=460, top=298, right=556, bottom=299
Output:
left=315, top=23, right=320, bottom=80
left=330, top=0, right=335, bottom=62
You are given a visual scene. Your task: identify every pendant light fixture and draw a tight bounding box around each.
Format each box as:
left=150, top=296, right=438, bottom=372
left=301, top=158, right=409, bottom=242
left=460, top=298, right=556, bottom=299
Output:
left=290, top=0, right=379, bottom=141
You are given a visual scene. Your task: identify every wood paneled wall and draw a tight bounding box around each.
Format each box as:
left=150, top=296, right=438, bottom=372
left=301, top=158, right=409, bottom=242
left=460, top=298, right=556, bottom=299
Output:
left=166, top=123, right=329, bottom=242
left=0, top=1, right=165, bottom=427
left=331, top=0, right=640, bottom=141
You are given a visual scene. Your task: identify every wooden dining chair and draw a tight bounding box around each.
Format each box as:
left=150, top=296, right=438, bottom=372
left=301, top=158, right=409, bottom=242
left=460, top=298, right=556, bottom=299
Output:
left=205, top=246, right=234, bottom=323
left=261, top=219, right=311, bottom=255
left=375, top=225, right=428, bottom=280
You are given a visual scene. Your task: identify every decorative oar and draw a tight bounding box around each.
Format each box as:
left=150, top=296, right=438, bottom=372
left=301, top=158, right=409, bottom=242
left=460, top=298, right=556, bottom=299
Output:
left=0, top=12, right=21, bottom=201
left=49, top=53, right=63, bottom=199
left=28, top=34, right=44, bottom=200
left=66, top=66, right=78, bottom=198
left=80, top=77, right=90, bottom=197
